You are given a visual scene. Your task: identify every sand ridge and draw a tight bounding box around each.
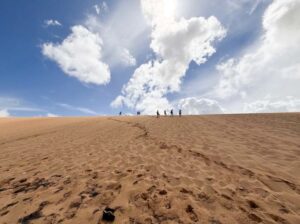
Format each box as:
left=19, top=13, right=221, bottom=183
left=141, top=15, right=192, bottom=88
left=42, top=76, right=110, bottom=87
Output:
left=0, top=114, right=299, bottom=223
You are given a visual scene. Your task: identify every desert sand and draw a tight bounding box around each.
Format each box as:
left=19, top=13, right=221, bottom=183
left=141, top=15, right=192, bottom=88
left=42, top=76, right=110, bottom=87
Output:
left=0, top=113, right=299, bottom=224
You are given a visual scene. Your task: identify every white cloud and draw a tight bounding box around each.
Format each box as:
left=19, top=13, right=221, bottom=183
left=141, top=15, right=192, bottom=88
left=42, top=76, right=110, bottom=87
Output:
left=0, top=96, right=20, bottom=108
left=42, top=25, right=110, bottom=85
left=249, top=0, right=262, bottom=15
left=112, top=0, right=226, bottom=114
left=94, top=2, right=108, bottom=15
left=214, top=0, right=300, bottom=110
left=102, top=2, right=109, bottom=13
left=47, top=113, right=59, bottom=117
left=94, top=5, right=100, bottom=15
left=0, top=109, right=10, bottom=117
left=44, top=19, right=62, bottom=27
left=57, top=103, right=97, bottom=115
left=120, top=48, right=136, bottom=67
left=177, top=97, right=224, bottom=115
left=0, top=96, right=43, bottom=113
left=110, top=96, right=125, bottom=108
left=244, top=97, right=300, bottom=113
left=86, top=1, right=147, bottom=69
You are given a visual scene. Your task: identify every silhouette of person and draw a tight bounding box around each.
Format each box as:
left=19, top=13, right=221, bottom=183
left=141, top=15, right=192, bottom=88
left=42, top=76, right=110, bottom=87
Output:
left=119, top=111, right=122, bottom=116
left=137, top=111, right=140, bottom=116
left=156, top=110, right=160, bottom=118
left=179, top=109, right=182, bottom=117
left=170, top=109, right=173, bottom=116
left=164, top=110, right=167, bottom=116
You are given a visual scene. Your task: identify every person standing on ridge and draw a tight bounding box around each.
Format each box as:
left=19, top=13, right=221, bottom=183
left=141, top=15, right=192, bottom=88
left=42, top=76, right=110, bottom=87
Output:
left=179, top=109, right=182, bottom=117
left=170, top=109, right=173, bottom=117
left=156, top=110, right=160, bottom=118
left=164, top=110, right=167, bottom=116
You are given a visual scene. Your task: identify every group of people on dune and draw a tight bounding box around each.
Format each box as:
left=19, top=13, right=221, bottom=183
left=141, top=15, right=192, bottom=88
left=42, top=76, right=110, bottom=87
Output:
left=118, top=109, right=182, bottom=117
left=156, top=109, right=182, bottom=118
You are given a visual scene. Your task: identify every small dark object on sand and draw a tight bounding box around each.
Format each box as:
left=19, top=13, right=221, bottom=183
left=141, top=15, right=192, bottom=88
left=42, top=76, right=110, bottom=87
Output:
left=102, top=207, right=115, bottom=222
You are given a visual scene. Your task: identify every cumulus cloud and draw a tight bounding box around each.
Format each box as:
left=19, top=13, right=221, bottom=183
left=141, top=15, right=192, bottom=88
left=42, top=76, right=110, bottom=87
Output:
left=85, top=0, right=150, bottom=70
left=120, top=48, right=136, bottom=67
left=110, top=96, right=125, bottom=108
left=214, top=0, right=300, bottom=109
left=44, top=19, right=62, bottom=27
left=244, top=97, right=300, bottom=113
left=0, top=109, right=10, bottom=117
left=177, top=97, right=224, bottom=115
left=112, top=0, right=226, bottom=114
left=42, top=25, right=110, bottom=85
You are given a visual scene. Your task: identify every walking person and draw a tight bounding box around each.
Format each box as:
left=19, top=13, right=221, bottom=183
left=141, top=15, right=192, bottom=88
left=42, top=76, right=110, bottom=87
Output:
left=156, top=110, right=160, bottom=118
left=179, top=109, right=182, bottom=117
left=170, top=109, right=173, bottom=117
left=164, top=110, right=167, bottom=116
left=119, top=111, right=122, bottom=116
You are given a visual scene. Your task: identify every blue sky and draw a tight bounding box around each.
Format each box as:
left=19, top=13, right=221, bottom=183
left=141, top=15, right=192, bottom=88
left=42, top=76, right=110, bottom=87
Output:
left=1, top=0, right=299, bottom=117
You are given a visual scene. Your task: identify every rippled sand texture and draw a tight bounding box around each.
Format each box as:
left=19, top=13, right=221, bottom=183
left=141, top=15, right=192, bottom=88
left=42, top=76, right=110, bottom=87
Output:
left=0, top=114, right=299, bottom=224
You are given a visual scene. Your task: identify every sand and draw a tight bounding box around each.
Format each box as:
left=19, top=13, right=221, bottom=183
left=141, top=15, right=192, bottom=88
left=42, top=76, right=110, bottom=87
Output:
left=0, top=113, right=299, bottom=224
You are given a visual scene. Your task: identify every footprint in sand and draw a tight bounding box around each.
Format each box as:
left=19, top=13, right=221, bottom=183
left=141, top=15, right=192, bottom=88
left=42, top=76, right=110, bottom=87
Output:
left=64, top=197, right=82, bottom=219
left=185, top=204, right=198, bottom=222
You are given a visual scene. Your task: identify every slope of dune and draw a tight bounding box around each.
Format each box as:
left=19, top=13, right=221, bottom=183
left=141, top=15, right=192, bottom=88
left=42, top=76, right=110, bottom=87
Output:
left=0, top=113, right=299, bottom=224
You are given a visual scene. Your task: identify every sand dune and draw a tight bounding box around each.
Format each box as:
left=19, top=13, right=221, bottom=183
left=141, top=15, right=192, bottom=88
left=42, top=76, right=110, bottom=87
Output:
left=0, top=114, right=299, bottom=224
